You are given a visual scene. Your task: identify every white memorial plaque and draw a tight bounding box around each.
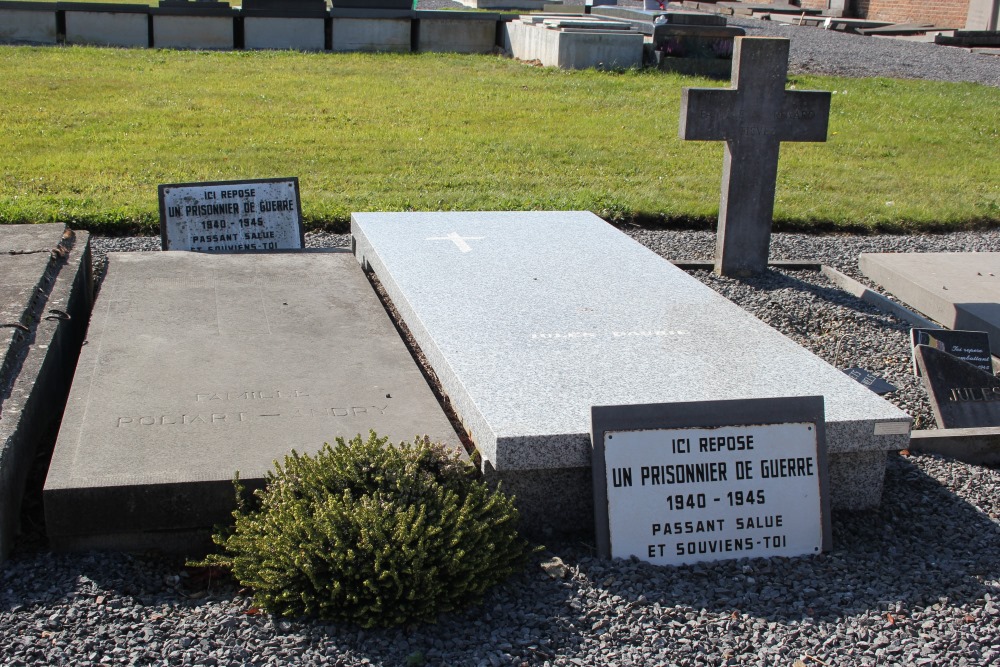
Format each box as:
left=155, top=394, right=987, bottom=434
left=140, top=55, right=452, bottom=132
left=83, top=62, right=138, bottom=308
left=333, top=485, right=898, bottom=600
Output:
left=592, top=397, right=831, bottom=567
left=158, top=177, right=304, bottom=252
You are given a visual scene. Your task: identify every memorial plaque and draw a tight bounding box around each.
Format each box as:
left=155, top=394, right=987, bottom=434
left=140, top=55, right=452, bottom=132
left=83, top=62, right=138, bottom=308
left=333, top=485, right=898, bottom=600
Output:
left=592, top=397, right=831, bottom=566
left=843, top=367, right=897, bottom=395
left=915, top=344, right=1000, bottom=429
left=158, top=177, right=304, bottom=252
left=910, top=328, right=993, bottom=376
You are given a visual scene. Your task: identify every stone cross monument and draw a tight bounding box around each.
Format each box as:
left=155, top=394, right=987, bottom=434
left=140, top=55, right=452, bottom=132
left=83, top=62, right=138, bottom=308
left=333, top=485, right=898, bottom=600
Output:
left=679, top=37, right=831, bottom=277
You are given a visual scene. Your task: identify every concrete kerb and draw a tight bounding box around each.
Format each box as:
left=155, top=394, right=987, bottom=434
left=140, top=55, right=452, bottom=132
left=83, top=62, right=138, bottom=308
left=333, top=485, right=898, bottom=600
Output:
left=0, top=229, right=93, bottom=565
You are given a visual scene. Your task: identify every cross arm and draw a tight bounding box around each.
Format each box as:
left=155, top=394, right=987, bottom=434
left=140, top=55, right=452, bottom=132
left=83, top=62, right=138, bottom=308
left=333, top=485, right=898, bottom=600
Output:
left=775, top=90, right=832, bottom=142
left=679, top=88, right=740, bottom=141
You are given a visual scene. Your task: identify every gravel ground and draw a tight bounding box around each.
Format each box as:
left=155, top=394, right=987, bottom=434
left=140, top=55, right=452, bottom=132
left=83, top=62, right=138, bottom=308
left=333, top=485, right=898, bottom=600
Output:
left=4, top=229, right=998, bottom=666
left=3, top=10, right=1000, bottom=666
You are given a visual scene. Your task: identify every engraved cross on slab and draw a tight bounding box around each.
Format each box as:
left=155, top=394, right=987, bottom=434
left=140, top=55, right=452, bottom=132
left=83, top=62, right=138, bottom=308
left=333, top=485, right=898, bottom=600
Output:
left=425, top=231, right=484, bottom=253
left=679, top=37, right=831, bottom=277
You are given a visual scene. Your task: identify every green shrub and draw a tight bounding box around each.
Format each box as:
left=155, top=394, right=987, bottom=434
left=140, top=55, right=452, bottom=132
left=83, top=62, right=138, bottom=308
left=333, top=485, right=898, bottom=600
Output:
left=201, top=431, right=532, bottom=627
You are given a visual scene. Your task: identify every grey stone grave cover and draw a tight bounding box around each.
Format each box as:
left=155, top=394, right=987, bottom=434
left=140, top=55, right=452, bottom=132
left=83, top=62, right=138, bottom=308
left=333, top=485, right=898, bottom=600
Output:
left=44, top=251, right=459, bottom=551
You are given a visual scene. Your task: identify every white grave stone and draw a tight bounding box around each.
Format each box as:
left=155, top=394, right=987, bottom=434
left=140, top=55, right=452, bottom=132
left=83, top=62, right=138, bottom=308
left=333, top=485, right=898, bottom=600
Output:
left=352, top=211, right=912, bottom=534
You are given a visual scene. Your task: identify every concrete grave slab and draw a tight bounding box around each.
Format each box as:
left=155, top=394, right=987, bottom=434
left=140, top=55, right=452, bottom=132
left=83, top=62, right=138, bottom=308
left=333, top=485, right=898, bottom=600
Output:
left=44, top=251, right=459, bottom=552
left=151, top=5, right=235, bottom=49
left=330, top=10, right=411, bottom=52
left=415, top=11, right=500, bottom=53
left=243, top=17, right=326, bottom=50
left=352, top=211, right=912, bottom=535
left=60, top=3, right=151, bottom=48
left=504, top=16, right=643, bottom=69
left=241, top=0, right=327, bottom=50
left=1, top=224, right=92, bottom=564
left=860, top=252, right=1000, bottom=358
left=0, top=2, right=58, bottom=44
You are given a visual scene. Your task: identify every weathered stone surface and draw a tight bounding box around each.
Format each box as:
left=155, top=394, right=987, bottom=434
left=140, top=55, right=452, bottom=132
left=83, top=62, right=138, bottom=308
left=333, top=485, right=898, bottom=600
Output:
left=915, top=344, right=1000, bottom=429
left=60, top=3, right=151, bottom=48
left=680, top=37, right=830, bottom=277
left=861, top=252, right=1000, bottom=357
left=0, top=2, right=58, bottom=44
left=1, top=224, right=92, bottom=564
left=504, top=15, right=643, bottom=69
left=44, top=251, right=459, bottom=552
left=352, top=210, right=911, bottom=534
left=151, top=8, right=235, bottom=49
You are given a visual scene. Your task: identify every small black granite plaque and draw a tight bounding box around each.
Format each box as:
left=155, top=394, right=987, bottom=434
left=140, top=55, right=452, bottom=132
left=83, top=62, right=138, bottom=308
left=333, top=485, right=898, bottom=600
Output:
left=914, top=344, right=1000, bottom=429
left=843, top=368, right=897, bottom=395
left=911, top=328, right=993, bottom=375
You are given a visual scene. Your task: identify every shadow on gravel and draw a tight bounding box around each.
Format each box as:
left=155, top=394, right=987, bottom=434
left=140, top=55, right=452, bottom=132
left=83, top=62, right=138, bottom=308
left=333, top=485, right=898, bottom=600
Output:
left=560, top=453, right=1000, bottom=624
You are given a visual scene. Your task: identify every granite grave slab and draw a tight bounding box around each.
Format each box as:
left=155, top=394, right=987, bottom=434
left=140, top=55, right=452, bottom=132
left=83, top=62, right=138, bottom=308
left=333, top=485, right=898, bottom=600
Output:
left=1, top=224, right=92, bottom=565
left=352, top=211, right=911, bottom=534
left=860, top=252, right=1000, bottom=358
left=330, top=8, right=412, bottom=52
left=44, top=251, right=459, bottom=552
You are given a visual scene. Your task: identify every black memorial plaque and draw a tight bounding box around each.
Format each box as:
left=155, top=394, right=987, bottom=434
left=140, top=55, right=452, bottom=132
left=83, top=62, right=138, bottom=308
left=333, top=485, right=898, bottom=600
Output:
left=911, top=328, right=993, bottom=376
left=914, top=344, right=1000, bottom=429
left=843, top=367, right=897, bottom=396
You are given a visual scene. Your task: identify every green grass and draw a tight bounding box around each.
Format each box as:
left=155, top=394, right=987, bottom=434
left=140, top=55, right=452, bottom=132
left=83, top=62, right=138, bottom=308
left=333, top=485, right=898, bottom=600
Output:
left=0, top=46, right=997, bottom=234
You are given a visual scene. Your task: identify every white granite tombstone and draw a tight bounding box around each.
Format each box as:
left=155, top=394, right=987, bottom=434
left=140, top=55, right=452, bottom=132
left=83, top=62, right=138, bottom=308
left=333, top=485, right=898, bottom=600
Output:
left=352, top=211, right=911, bottom=534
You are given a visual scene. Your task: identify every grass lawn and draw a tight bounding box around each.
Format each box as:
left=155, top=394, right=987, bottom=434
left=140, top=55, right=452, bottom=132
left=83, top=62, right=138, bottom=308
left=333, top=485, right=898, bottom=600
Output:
left=0, top=46, right=997, bottom=234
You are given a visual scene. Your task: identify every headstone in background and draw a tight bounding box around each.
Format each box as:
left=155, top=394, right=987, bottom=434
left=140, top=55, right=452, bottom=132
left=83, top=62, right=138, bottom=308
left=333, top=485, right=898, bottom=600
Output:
left=860, top=252, right=1000, bottom=357
left=44, top=251, right=460, bottom=552
left=352, top=210, right=911, bottom=535
left=150, top=0, right=236, bottom=50
left=679, top=37, right=831, bottom=277
left=591, top=396, right=830, bottom=566
left=910, top=328, right=993, bottom=375
left=0, top=224, right=92, bottom=564
left=915, top=344, right=1000, bottom=429
left=158, top=177, right=304, bottom=252
left=843, top=367, right=897, bottom=395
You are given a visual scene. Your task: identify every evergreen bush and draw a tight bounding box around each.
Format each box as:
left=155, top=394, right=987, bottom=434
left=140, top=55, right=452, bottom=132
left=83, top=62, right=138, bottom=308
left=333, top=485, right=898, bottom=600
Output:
left=201, top=431, right=532, bottom=627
